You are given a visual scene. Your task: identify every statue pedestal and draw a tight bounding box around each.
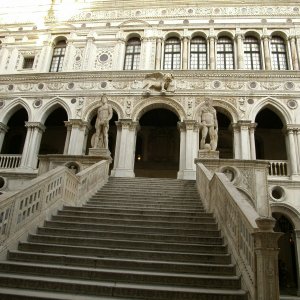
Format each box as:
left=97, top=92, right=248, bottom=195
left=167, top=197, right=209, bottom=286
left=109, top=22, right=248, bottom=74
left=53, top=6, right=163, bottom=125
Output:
left=88, top=148, right=111, bottom=158
left=198, top=150, right=219, bottom=159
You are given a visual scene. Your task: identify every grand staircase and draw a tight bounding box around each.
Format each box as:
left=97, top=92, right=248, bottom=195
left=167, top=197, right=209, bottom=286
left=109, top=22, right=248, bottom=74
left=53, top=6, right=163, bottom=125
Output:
left=0, top=177, right=247, bottom=300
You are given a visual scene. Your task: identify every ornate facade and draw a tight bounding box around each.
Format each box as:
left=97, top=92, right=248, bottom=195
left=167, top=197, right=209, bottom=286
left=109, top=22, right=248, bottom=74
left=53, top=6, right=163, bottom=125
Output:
left=0, top=0, right=300, bottom=297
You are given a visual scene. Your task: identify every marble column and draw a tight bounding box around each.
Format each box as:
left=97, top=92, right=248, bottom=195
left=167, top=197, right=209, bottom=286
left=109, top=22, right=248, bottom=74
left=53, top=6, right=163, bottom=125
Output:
left=63, top=40, right=76, bottom=71
left=249, top=123, right=257, bottom=160
left=37, top=40, right=53, bottom=72
left=286, top=127, right=298, bottom=176
left=296, top=129, right=300, bottom=170
left=142, top=37, right=155, bottom=70
left=65, top=120, right=88, bottom=155
left=289, top=36, right=299, bottom=71
left=155, top=37, right=163, bottom=70
left=236, top=34, right=244, bottom=69
left=20, top=122, right=45, bottom=169
left=182, top=36, right=189, bottom=70
left=262, top=35, right=272, bottom=70
left=238, top=120, right=252, bottom=160
left=208, top=36, right=216, bottom=70
left=111, top=120, right=139, bottom=177
left=63, top=121, right=72, bottom=154
left=232, top=123, right=241, bottom=159
left=0, top=122, right=9, bottom=153
left=117, top=38, right=126, bottom=70
left=177, top=120, right=199, bottom=180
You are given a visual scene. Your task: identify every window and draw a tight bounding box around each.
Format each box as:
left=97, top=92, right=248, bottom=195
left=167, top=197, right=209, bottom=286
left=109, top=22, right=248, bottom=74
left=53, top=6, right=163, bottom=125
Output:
left=22, top=56, right=35, bottom=69
left=216, top=37, right=234, bottom=70
left=271, top=36, right=288, bottom=70
left=49, top=40, right=66, bottom=72
left=164, top=37, right=181, bottom=70
left=244, top=36, right=261, bottom=70
left=123, top=38, right=141, bottom=70
left=190, top=37, right=207, bottom=69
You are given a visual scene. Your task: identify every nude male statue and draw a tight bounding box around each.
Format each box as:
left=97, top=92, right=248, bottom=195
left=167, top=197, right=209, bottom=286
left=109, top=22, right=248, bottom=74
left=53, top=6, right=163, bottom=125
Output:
left=92, top=95, right=113, bottom=149
left=198, top=98, right=218, bottom=151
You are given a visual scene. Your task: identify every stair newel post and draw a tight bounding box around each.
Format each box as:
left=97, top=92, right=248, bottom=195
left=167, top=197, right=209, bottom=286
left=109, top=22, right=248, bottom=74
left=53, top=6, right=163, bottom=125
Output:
left=253, top=217, right=282, bottom=300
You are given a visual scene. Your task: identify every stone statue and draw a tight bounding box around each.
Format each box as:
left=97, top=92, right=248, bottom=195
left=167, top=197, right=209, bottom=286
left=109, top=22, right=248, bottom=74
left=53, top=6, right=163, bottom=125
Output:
left=198, top=98, right=218, bottom=151
left=143, top=72, right=174, bottom=93
left=92, top=94, right=113, bottom=149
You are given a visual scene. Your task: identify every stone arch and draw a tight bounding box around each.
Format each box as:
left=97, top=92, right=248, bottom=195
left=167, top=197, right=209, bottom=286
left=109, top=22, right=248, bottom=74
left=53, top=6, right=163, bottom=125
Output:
left=83, top=98, right=123, bottom=123
left=124, top=32, right=143, bottom=42
left=249, top=97, right=292, bottom=125
left=132, top=97, right=186, bottom=122
left=1, top=98, right=31, bottom=124
left=271, top=203, right=300, bottom=230
left=194, top=99, right=238, bottom=123
left=190, top=31, right=208, bottom=39
left=51, top=35, right=68, bottom=45
left=38, top=97, right=71, bottom=124
left=270, top=30, right=289, bottom=41
left=216, top=30, right=235, bottom=40
left=164, top=32, right=181, bottom=40
left=244, top=30, right=262, bottom=40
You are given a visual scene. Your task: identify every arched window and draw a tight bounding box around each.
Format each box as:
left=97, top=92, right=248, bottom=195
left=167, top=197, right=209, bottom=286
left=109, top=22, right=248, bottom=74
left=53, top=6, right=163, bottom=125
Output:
left=216, top=37, right=234, bottom=70
left=271, top=36, right=288, bottom=70
left=164, top=37, right=181, bottom=70
left=244, top=36, right=261, bottom=70
left=190, top=37, right=207, bottom=69
left=49, top=40, right=66, bottom=72
left=123, top=37, right=141, bottom=70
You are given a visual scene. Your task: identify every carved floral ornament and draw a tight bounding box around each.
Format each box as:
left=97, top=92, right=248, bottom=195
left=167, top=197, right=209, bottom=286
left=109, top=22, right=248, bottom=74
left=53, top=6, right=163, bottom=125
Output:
left=65, top=6, right=300, bottom=23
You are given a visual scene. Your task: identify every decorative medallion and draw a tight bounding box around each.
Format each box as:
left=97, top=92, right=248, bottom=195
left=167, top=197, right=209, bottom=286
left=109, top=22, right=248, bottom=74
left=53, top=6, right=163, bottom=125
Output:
left=287, top=99, right=298, bottom=109
left=33, top=99, right=42, bottom=108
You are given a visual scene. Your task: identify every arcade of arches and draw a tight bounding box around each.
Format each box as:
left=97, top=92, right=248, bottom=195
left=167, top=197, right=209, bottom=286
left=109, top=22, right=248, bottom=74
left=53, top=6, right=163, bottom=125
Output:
left=0, top=103, right=291, bottom=176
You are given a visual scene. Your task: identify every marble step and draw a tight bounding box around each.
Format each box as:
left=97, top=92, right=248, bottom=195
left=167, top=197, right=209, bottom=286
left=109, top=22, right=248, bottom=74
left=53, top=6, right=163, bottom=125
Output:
left=18, top=242, right=232, bottom=264
left=50, top=215, right=218, bottom=230
left=56, top=209, right=215, bottom=223
left=44, top=220, right=220, bottom=236
left=0, top=274, right=247, bottom=300
left=37, top=227, right=223, bottom=244
left=0, top=261, right=241, bottom=289
left=8, top=251, right=235, bottom=275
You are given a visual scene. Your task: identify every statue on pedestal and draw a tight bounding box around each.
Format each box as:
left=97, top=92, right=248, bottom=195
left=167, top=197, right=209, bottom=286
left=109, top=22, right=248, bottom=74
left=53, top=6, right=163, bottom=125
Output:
left=91, top=94, right=113, bottom=150
left=198, top=98, right=218, bottom=151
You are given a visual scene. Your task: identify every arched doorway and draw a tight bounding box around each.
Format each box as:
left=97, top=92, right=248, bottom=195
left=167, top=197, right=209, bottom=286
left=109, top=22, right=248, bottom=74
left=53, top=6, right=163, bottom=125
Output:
left=255, top=108, right=287, bottom=160
left=1, top=108, right=28, bottom=154
left=134, top=108, right=180, bottom=178
left=273, top=213, right=299, bottom=295
left=86, top=111, right=118, bottom=160
left=217, top=111, right=233, bottom=158
left=39, top=107, right=68, bottom=154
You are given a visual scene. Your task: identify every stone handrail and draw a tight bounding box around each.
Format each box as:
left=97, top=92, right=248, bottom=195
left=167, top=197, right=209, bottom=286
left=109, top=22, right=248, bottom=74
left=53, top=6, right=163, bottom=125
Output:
left=196, top=162, right=281, bottom=300
left=0, top=155, right=21, bottom=169
left=0, top=159, right=109, bottom=258
left=268, top=160, right=288, bottom=176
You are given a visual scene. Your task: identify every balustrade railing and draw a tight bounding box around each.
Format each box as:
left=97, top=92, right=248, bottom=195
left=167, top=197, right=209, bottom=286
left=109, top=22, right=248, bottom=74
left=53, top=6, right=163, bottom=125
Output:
left=0, top=155, right=21, bottom=169
left=0, top=159, right=109, bottom=257
left=268, top=160, right=288, bottom=176
left=196, top=162, right=281, bottom=300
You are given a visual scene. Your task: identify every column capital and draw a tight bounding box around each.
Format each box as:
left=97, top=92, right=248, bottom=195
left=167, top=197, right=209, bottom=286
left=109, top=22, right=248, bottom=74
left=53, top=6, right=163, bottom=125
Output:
left=66, top=119, right=88, bottom=128
left=181, top=36, right=191, bottom=41
left=117, top=38, right=126, bottom=44
left=116, top=119, right=139, bottom=131
left=25, top=122, right=46, bottom=132
left=262, top=35, right=271, bottom=41
left=178, top=120, right=199, bottom=131
left=288, top=35, right=297, bottom=41
left=285, top=124, right=300, bottom=133
left=207, top=35, right=217, bottom=41
left=0, top=122, right=9, bottom=133
left=235, top=33, right=245, bottom=40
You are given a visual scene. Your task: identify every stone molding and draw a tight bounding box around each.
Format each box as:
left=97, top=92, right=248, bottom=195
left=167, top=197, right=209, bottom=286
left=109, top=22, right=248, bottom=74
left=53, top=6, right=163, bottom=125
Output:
left=25, top=122, right=46, bottom=132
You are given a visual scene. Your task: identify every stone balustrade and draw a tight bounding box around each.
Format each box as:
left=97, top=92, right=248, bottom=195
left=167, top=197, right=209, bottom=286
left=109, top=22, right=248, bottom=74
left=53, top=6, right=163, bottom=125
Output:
left=0, top=159, right=109, bottom=258
left=196, top=162, right=281, bottom=300
left=0, top=155, right=21, bottom=169
left=268, top=160, right=289, bottom=176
